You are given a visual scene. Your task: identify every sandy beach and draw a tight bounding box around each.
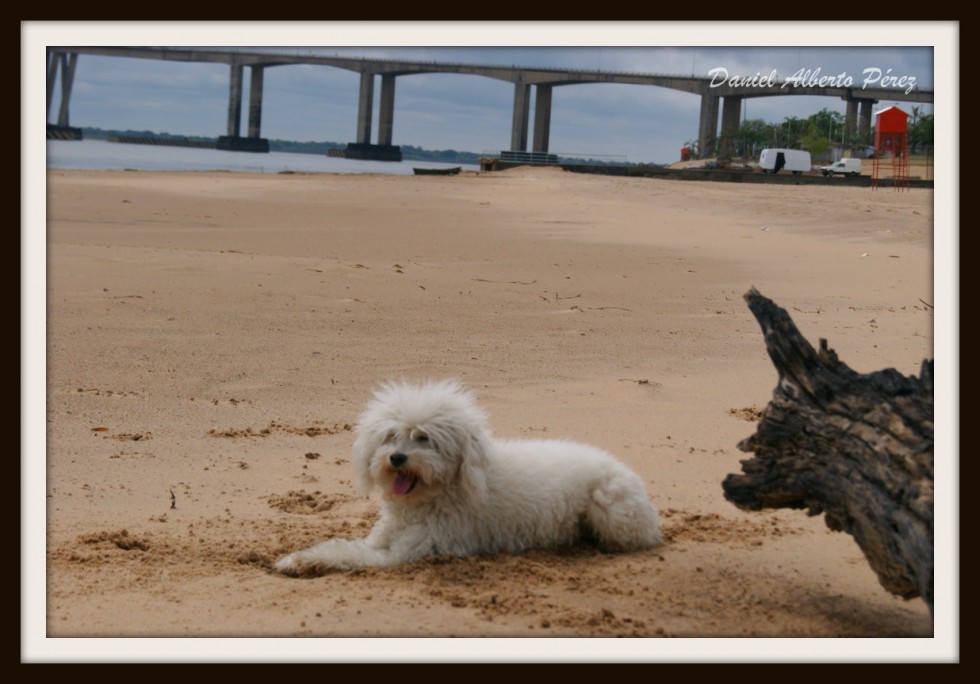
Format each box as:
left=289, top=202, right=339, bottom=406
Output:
left=36, top=165, right=941, bottom=658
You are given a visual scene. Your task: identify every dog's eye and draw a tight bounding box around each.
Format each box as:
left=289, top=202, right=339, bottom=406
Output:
left=412, top=429, right=429, bottom=443
left=383, top=431, right=396, bottom=444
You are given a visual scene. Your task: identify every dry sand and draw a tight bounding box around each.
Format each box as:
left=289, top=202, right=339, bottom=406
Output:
left=34, top=165, right=943, bottom=659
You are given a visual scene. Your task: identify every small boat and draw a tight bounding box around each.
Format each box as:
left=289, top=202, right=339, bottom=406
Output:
left=413, top=166, right=461, bottom=176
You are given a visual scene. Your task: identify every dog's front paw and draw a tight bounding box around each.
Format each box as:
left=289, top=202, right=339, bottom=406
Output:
left=274, top=550, right=329, bottom=577
left=273, top=552, right=302, bottom=575
left=274, top=538, right=382, bottom=575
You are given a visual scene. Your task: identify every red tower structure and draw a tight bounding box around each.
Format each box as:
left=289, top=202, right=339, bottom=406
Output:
left=872, top=105, right=910, bottom=191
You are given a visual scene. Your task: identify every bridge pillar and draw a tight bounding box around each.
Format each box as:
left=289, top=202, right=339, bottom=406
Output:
left=859, top=100, right=875, bottom=144
left=718, top=95, right=742, bottom=161
left=532, top=84, right=553, bottom=153
left=697, top=91, right=719, bottom=159
left=46, top=51, right=82, bottom=140
left=247, top=66, right=264, bottom=139
left=378, top=74, right=396, bottom=146
left=217, top=61, right=269, bottom=152
left=226, top=61, right=243, bottom=138
left=844, top=97, right=858, bottom=144
left=356, top=72, right=374, bottom=144
left=344, top=72, right=401, bottom=161
left=510, top=82, right=531, bottom=151
left=56, top=52, right=78, bottom=128
left=344, top=72, right=402, bottom=161
left=47, top=52, right=59, bottom=120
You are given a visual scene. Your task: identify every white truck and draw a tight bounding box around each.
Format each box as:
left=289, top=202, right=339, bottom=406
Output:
left=819, top=158, right=863, bottom=177
left=758, top=148, right=812, bottom=175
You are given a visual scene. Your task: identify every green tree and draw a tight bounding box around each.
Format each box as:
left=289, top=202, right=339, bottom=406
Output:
left=805, top=108, right=844, bottom=144
left=802, top=130, right=830, bottom=158
left=908, top=114, right=934, bottom=153
left=766, top=122, right=782, bottom=147
left=780, top=116, right=804, bottom=148
left=734, top=118, right=770, bottom=158
left=910, top=105, right=923, bottom=127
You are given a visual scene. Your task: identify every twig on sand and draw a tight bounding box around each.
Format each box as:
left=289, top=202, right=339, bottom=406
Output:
left=538, top=292, right=582, bottom=303
left=472, top=278, right=537, bottom=285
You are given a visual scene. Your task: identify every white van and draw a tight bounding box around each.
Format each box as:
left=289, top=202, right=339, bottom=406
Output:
left=819, top=158, right=862, bottom=177
left=758, top=148, right=812, bottom=175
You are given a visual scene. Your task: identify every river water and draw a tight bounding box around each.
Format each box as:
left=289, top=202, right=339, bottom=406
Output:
left=46, top=138, right=480, bottom=175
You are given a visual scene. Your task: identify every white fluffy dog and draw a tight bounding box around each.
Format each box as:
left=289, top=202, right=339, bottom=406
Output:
left=274, top=379, right=662, bottom=575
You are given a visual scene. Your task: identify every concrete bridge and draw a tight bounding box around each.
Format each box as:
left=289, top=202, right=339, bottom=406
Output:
left=46, top=47, right=934, bottom=161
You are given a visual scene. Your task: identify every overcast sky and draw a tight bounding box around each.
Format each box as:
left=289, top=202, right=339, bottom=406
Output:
left=42, top=31, right=939, bottom=165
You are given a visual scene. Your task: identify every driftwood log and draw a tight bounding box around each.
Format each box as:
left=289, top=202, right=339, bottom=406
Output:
left=723, top=288, right=934, bottom=612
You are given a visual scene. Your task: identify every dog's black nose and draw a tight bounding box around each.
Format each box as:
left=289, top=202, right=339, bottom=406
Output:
left=389, top=452, right=407, bottom=468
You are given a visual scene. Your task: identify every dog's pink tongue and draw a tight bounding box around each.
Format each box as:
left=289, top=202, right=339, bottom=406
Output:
left=392, top=473, right=416, bottom=495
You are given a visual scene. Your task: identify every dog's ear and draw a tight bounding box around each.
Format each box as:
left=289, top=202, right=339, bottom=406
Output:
left=457, top=432, right=490, bottom=500
left=351, top=429, right=377, bottom=497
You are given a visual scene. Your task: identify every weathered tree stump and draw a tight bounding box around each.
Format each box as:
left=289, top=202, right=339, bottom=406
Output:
left=723, top=288, right=934, bottom=612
